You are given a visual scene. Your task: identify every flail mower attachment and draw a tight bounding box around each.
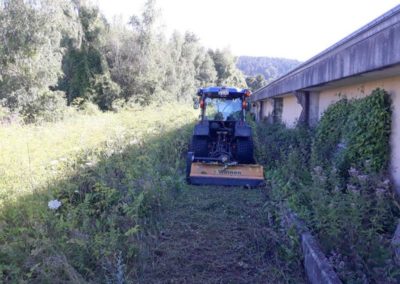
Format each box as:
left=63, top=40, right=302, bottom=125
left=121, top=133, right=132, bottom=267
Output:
left=187, top=152, right=264, bottom=187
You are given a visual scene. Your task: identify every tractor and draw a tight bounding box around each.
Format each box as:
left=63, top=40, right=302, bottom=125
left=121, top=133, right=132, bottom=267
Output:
left=186, top=86, right=264, bottom=186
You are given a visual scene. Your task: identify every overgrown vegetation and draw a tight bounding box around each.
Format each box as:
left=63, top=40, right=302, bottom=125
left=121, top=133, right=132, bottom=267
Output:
left=0, top=105, right=196, bottom=282
left=253, top=88, right=400, bottom=283
left=0, top=0, right=246, bottom=123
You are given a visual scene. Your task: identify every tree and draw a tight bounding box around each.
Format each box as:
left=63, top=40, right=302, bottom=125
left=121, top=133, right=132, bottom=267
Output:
left=246, top=74, right=267, bottom=91
left=236, top=56, right=301, bottom=83
left=164, top=32, right=216, bottom=102
left=0, top=0, right=249, bottom=118
left=208, top=49, right=246, bottom=87
left=0, top=0, right=80, bottom=120
left=59, top=3, right=120, bottom=110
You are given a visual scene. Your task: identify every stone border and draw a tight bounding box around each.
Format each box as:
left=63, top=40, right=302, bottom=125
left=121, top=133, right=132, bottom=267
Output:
left=282, top=209, right=342, bottom=284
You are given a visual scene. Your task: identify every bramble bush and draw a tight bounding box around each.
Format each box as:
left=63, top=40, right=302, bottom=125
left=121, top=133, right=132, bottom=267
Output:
left=253, top=88, right=400, bottom=283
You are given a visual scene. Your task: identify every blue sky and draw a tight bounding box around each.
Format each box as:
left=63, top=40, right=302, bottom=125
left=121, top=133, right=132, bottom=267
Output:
left=97, top=0, right=399, bottom=61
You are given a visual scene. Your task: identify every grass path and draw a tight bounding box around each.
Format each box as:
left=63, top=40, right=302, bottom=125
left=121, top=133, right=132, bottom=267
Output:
left=139, top=186, right=306, bottom=283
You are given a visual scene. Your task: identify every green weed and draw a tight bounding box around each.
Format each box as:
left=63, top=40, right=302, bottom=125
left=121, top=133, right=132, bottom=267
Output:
left=253, top=88, right=400, bottom=283
left=0, top=104, right=196, bottom=282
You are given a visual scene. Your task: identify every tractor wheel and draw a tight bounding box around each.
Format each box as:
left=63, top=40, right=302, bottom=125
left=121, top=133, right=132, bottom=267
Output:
left=186, top=152, right=194, bottom=182
left=236, top=138, right=255, bottom=164
left=191, top=136, right=208, bottom=157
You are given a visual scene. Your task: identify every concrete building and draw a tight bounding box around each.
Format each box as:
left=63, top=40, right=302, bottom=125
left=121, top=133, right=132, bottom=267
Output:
left=252, top=5, right=400, bottom=193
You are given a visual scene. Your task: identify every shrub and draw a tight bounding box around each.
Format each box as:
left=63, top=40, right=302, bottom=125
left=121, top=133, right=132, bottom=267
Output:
left=91, top=74, right=121, bottom=111
left=20, top=90, right=68, bottom=123
left=346, top=88, right=392, bottom=172
left=71, top=97, right=101, bottom=115
left=253, top=121, right=312, bottom=170
left=0, top=105, right=19, bottom=124
left=254, top=88, right=400, bottom=282
left=313, top=88, right=391, bottom=174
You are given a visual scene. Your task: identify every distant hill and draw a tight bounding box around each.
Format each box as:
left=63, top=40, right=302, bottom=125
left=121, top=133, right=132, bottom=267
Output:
left=236, top=56, right=301, bottom=83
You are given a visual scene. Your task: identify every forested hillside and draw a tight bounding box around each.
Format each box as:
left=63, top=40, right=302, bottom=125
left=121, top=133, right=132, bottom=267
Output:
left=0, top=0, right=246, bottom=124
left=237, top=56, right=301, bottom=89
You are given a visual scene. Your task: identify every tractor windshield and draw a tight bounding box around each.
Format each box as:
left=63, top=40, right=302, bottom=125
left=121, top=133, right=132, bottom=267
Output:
left=205, top=98, right=242, bottom=121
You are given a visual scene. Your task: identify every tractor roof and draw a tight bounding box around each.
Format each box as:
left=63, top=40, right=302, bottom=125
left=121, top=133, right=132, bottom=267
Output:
left=197, top=87, right=250, bottom=99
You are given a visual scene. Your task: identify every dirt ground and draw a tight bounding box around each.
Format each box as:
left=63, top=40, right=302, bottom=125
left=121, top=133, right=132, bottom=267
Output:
left=138, top=186, right=306, bottom=284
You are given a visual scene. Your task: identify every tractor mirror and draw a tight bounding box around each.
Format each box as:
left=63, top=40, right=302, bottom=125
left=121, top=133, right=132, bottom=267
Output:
left=193, top=100, right=200, bottom=109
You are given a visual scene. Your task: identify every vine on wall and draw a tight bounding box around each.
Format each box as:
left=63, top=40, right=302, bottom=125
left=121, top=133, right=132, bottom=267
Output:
left=254, top=88, right=400, bottom=283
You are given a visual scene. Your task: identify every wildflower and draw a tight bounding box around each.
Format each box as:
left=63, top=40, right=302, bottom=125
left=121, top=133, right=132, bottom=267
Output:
left=48, top=199, right=62, bottom=210
left=313, top=166, right=323, bottom=176
left=129, top=139, right=138, bottom=145
left=50, top=160, right=58, bottom=166
left=365, top=159, right=372, bottom=167
left=347, top=184, right=358, bottom=192
left=376, top=187, right=387, bottom=198
left=348, top=167, right=358, bottom=177
left=85, top=162, right=94, bottom=168
left=382, top=179, right=391, bottom=189
left=338, top=261, right=345, bottom=269
left=357, top=174, right=368, bottom=182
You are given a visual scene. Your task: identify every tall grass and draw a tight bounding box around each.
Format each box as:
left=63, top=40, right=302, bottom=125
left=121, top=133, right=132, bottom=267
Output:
left=0, top=104, right=197, bottom=282
left=0, top=105, right=195, bottom=203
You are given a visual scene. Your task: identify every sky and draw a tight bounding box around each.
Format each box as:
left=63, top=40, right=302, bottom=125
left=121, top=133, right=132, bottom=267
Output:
left=96, top=0, right=400, bottom=61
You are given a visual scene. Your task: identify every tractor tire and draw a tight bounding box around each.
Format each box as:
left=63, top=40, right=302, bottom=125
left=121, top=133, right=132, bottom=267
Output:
left=236, top=138, right=255, bottom=164
left=191, top=136, right=208, bottom=157
left=186, top=152, right=194, bottom=182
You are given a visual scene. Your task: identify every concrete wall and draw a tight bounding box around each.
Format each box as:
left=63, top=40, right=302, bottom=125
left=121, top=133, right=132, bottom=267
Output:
left=261, top=98, right=274, bottom=119
left=309, top=92, right=320, bottom=126
left=282, top=95, right=303, bottom=127
left=317, top=76, right=400, bottom=194
left=251, top=102, right=260, bottom=121
left=319, top=81, right=382, bottom=117
left=255, top=75, right=400, bottom=193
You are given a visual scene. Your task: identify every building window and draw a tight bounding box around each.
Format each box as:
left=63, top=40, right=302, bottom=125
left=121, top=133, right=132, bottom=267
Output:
left=273, top=97, right=283, bottom=123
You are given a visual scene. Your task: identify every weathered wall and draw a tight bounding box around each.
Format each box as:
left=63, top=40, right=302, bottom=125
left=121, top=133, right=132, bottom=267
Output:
left=282, top=95, right=303, bottom=127
left=251, top=102, right=260, bottom=121
left=257, top=75, right=400, bottom=193
left=318, top=75, right=400, bottom=194
left=261, top=98, right=274, bottom=119
left=309, top=92, right=320, bottom=126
